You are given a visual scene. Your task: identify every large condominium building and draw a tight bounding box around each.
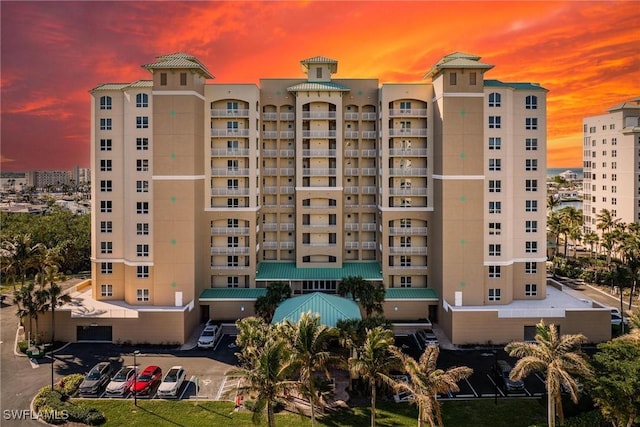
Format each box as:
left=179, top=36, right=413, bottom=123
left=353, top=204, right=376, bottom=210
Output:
left=582, top=98, right=640, bottom=232
left=43, top=51, right=608, bottom=346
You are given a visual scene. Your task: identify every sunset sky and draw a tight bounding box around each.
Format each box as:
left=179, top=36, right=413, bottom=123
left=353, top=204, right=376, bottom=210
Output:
left=1, top=1, right=638, bottom=172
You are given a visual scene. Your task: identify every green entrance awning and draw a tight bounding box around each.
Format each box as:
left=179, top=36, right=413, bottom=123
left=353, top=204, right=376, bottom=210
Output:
left=256, top=261, right=382, bottom=281
left=271, top=292, right=361, bottom=327
left=385, top=288, right=439, bottom=301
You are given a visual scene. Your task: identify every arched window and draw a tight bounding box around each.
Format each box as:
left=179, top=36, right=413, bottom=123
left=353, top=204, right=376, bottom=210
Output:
left=525, top=95, right=538, bottom=110
left=136, top=93, right=148, bottom=108
left=488, top=92, right=501, bottom=107
left=99, top=96, right=112, bottom=110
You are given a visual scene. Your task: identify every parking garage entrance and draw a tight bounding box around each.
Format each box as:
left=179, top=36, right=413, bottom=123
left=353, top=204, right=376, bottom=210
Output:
left=76, top=325, right=112, bottom=342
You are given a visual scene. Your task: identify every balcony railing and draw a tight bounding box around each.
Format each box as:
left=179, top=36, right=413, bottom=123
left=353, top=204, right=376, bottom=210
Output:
left=388, top=109, right=427, bottom=117
left=302, top=111, right=337, bottom=119
left=211, top=129, right=250, bottom=137
left=388, top=265, right=427, bottom=270
left=344, top=223, right=359, bottom=231
left=345, top=242, right=359, bottom=249
left=361, top=131, right=377, bottom=139
left=301, top=205, right=337, bottom=210
left=210, top=247, right=250, bottom=255
left=302, top=223, right=337, bottom=228
left=344, top=131, right=359, bottom=138
left=211, top=188, right=250, bottom=196
left=302, top=168, right=337, bottom=176
left=211, top=168, right=250, bottom=176
left=389, top=227, right=428, bottom=235
left=210, top=265, right=250, bottom=270
left=389, top=129, right=428, bottom=137
left=389, top=247, right=428, bottom=255
left=211, top=148, right=249, bottom=156
left=344, top=186, right=377, bottom=194
left=389, top=168, right=428, bottom=176
left=263, top=131, right=278, bottom=139
left=362, top=112, right=377, bottom=120
left=262, top=149, right=278, bottom=157
left=262, top=112, right=277, bottom=121
left=362, top=223, right=377, bottom=231
left=302, top=149, right=337, bottom=157
left=263, top=186, right=295, bottom=194
left=389, top=188, right=428, bottom=196
left=210, top=227, right=250, bottom=235
left=302, top=130, right=337, bottom=138
left=280, top=149, right=294, bottom=157
left=389, top=148, right=428, bottom=156
left=302, top=242, right=338, bottom=247
left=211, top=109, right=249, bottom=118
left=361, top=241, right=377, bottom=249
left=262, top=242, right=278, bottom=249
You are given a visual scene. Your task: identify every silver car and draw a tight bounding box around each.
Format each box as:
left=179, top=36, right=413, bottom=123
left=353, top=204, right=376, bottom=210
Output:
left=157, top=366, right=186, bottom=398
left=105, top=366, right=138, bottom=396
left=78, top=362, right=112, bottom=396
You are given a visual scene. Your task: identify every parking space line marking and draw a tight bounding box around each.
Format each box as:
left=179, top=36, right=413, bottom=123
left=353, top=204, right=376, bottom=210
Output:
left=29, top=358, right=39, bottom=369
left=485, top=374, right=505, bottom=397
left=464, top=377, right=478, bottom=398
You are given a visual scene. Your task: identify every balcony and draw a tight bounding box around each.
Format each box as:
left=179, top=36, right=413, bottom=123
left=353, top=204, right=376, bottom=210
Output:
left=211, top=109, right=249, bottom=118
left=262, top=112, right=277, bottom=121
left=361, top=112, right=377, bottom=121
left=210, top=265, right=250, bottom=270
left=345, top=242, right=359, bottom=249
left=263, top=186, right=294, bottom=194
left=388, top=265, right=428, bottom=270
left=344, top=131, right=359, bottom=139
left=389, top=168, right=428, bottom=176
left=302, top=130, right=337, bottom=138
left=262, top=241, right=278, bottom=249
left=280, top=112, right=295, bottom=120
left=389, top=188, right=428, bottom=196
left=344, top=112, right=359, bottom=120
left=302, top=168, right=337, bottom=176
left=389, top=109, right=427, bottom=117
left=389, top=247, right=428, bottom=255
left=302, top=223, right=337, bottom=229
left=263, top=149, right=278, bottom=157
left=346, top=203, right=377, bottom=209
left=344, top=186, right=377, bottom=194
left=263, top=131, right=278, bottom=139
left=280, top=241, right=295, bottom=249
left=302, top=149, right=337, bottom=157
left=389, top=129, right=428, bottom=137
left=211, top=188, right=250, bottom=196
left=301, top=204, right=337, bottom=210
left=302, top=242, right=338, bottom=247
left=280, top=149, right=294, bottom=157
left=389, top=227, right=428, bottom=235
left=211, top=129, right=250, bottom=137
left=210, top=227, right=250, bottom=235
left=344, top=223, right=359, bottom=231
left=361, top=241, right=377, bottom=249
left=211, top=168, right=250, bottom=176
left=361, top=131, right=377, bottom=139
left=211, top=148, right=249, bottom=156
left=210, top=247, right=250, bottom=255
left=302, top=111, right=337, bottom=119
left=344, top=168, right=377, bottom=176
left=361, top=223, right=377, bottom=231
left=389, top=148, right=428, bottom=156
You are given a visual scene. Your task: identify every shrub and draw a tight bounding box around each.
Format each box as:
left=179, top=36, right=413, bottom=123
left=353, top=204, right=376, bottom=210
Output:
left=33, top=387, right=63, bottom=412
left=60, top=373, right=84, bottom=397
left=84, top=408, right=106, bottom=426
left=17, top=340, right=28, bottom=353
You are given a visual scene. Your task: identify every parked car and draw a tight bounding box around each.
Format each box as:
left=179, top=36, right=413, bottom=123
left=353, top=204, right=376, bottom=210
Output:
left=157, top=366, right=186, bottom=398
left=78, top=362, right=113, bottom=396
left=495, top=360, right=524, bottom=392
left=611, top=312, right=629, bottom=326
left=198, top=325, right=222, bottom=349
left=105, top=366, right=138, bottom=396
left=415, top=329, right=439, bottom=347
left=130, top=365, right=162, bottom=396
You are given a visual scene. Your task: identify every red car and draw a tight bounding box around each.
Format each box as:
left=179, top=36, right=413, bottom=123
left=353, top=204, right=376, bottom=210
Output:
left=130, top=365, right=162, bottom=396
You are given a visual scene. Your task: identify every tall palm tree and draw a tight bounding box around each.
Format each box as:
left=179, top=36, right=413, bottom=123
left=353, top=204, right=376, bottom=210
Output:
left=235, top=316, right=271, bottom=366
left=13, top=282, right=48, bottom=343
left=505, top=320, right=592, bottom=427
left=621, top=222, right=640, bottom=309
left=283, top=312, right=338, bottom=426
left=596, top=208, right=620, bottom=235
left=546, top=194, right=561, bottom=212
left=36, top=262, right=71, bottom=344
left=388, top=345, right=473, bottom=427
left=582, top=231, right=599, bottom=260
left=1, top=234, right=45, bottom=291
left=348, top=326, right=397, bottom=427
left=228, top=337, right=295, bottom=427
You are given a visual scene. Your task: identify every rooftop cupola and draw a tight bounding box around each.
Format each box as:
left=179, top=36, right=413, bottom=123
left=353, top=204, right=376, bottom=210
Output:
left=301, top=56, right=338, bottom=82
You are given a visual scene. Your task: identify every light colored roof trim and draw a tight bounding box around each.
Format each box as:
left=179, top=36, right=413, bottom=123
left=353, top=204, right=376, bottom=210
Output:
left=143, top=53, right=214, bottom=79
left=91, top=80, right=153, bottom=92
left=484, top=79, right=548, bottom=91
left=424, top=52, right=494, bottom=79
left=199, top=288, right=267, bottom=301
left=301, top=56, right=338, bottom=64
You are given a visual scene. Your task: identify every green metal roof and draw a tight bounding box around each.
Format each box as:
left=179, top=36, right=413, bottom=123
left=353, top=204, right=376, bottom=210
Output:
left=271, top=292, right=361, bottom=327
left=199, top=288, right=267, bottom=301
left=287, top=81, right=350, bottom=92
left=385, top=288, right=439, bottom=300
left=256, top=262, right=382, bottom=281
left=484, top=79, right=548, bottom=91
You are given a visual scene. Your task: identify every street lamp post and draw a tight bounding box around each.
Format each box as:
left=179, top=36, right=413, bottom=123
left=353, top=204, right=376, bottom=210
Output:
left=133, top=350, right=140, bottom=406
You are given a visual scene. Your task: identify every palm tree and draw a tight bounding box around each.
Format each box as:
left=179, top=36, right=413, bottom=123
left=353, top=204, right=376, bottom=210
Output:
left=283, top=312, right=338, bottom=426
left=228, top=337, right=295, bottom=427
left=596, top=208, right=620, bottom=235
left=582, top=231, right=599, bottom=260
left=1, top=234, right=45, bottom=291
left=13, top=282, right=48, bottom=343
left=235, top=316, right=271, bottom=366
left=36, top=262, right=70, bottom=344
left=546, top=194, right=561, bottom=212
left=338, top=276, right=366, bottom=301
left=388, top=345, right=473, bottom=427
left=349, top=326, right=397, bottom=427
left=505, top=320, right=592, bottom=427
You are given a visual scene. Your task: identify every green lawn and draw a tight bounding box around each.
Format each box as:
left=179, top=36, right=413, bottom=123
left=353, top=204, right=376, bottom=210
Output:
left=81, top=398, right=547, bottom=427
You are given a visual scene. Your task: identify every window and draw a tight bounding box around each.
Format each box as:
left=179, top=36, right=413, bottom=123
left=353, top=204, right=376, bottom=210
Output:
left=489, top=180, right=501, bottom=193
left=525, top=159, right=538, bottom=171
left=525, top=284, right=537, bottom=296
left=100, top=159, right=112, bottom=172
left=136, top=223, right=149, bottom=235
left=228, top=256, right=238, bottom=267
left=136, top=138, right=149, bottom=150
left=489, top=116, right=501, bottom=129
left=469, top=72, right=477, bottom=85
left=227, top=121, right=239, bottom=132
left=136, top=159, right=149, bottom=172
left=489, top=222, right=501, bottom=235
left=136, top=180, right=148, bottom=193
left=137, top=266, right=149, bottom=278
left=400, top=236, right=412, bottom=247
left=525, top=179, right=538, bottom=192
left=228, top=219, right=239, bottom=228
left=612, top=150, right=617, bottom=158
left=227, top=277, right=239, bottom=288
left=180, top=72, right=187, bottom=86
left=100, top=200, right=112, bottom=213
left=136, top=93, right=148, bottom=108
left=136, top=244, right=149, bottom=257
left=100, top=221, right=112, bottom=233
left=489, top=137, right=501, bottom=150
left=227, top=159, right=238, bottom=171
left=99, top=96, right=112, bottom=110
left=100, top=118, right=112, bottom=130
left=525, top=220, right=538, bottom=233
left=100, top=241, right=113, bottom=254
left=525, top=262, right=537, bottom=274
left=488, top=158, right=501, bottom=171
left=100, top=262, right=113, bottom=274
left=136, top=116, right=149, bottom=129
left=227, top=179, right=239, bottom=189
left=525, top=95, right=538, bottom=109
left=136, top=289, right=150, bottom=301
left=100, top=139, right=112, bottom=151
left=227, top=236, right=239, bottom=248
left=488, top=288, right=501, bottom=301
left=489, top=265, right=501, bottom=278
left=489, top=201, right=502, bottom=214
left=525, top=241, right=538, bottom=253
left=488, top=93, right=501, bottom=107
left=227, top=198, right=239, bottom=208
left=136, top=202, right=149, bottom=214
left=400, top=218, right=412, bottom=228
left=526, top=118, right=538, bottom=130
left=329, top=233, right=337, bottom=244
left=449, top=72, right=457, bottom=85
left=525, top=200, right=538, bottom=212
left=100, top=180, right=112, bottom=192
left=612, top=138, right=617, bottom=145
left=160, top=73, right=167, bottom=86
left=489, top=244, right=501, bottom=256
left=525, top=138, right=538, bottom=151
left=227, top=140, right=239, bottom=151
left=100, top=284, right=113, bottom=297
left=400, top=276, right=412, bottom=288
left=399, top=101, right=411, bottom=111
left=400, top=256, right=411, bottom=267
